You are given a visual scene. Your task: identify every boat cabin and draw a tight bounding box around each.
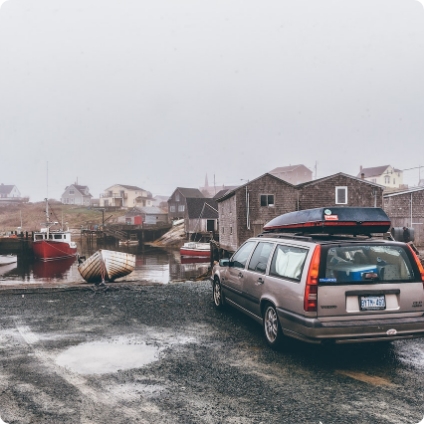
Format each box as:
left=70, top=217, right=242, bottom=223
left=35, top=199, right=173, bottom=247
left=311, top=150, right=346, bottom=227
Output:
left=34, top=231, right=72, bottom=241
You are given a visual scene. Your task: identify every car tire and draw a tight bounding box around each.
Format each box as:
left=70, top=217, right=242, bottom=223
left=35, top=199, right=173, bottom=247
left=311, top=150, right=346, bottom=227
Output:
left=213, top=277, right=225, bottom=309
left=263, top=303, right=283, bottom=349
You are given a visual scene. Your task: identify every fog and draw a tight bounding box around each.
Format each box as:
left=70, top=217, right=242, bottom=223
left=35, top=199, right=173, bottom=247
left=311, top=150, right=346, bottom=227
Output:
left=1, top=0, right=423, bottom=201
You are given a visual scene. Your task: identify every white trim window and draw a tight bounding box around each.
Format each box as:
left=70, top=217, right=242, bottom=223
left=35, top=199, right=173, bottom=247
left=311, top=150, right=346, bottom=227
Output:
left=335, top=186, right=348, bottom=204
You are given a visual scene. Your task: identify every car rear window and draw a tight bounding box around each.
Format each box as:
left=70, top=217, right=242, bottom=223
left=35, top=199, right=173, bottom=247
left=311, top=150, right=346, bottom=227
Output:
left=319, top=244, right=417, bottom=284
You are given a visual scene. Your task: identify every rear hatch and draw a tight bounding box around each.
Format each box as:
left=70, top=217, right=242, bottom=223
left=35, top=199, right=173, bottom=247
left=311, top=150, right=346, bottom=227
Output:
left=316, top=242, right=424, bottom=318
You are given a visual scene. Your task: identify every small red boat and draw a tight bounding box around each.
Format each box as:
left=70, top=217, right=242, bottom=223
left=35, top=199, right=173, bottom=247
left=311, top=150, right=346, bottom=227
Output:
left=180, top=242, right=210, bottom=258
left=33, top=199, right=78, bottom=262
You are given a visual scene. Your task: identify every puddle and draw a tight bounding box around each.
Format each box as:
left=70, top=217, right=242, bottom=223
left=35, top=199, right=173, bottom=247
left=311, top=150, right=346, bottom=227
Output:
left=56, top=340, right=160, bottom=375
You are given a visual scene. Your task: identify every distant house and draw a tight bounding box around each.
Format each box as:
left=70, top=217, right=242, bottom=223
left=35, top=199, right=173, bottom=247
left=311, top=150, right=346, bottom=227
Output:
left=100, top=184, right=153, bottom=208
left=384, top=187, right=424, bottom=247
left=297, top=173, right=384, bottom=210
left=0, top=184, right=23, bottom=204
left=168, top=187, right=204, bottom=221
left=61, top=184, right=92, bottom=206
left=216, top=173, right=298, bottom=252
left=357, top=165, right=403, bottom=189
left=185, top=198, right=218, bottom=241
left=269, top=164, right=313, bottom=185
left=151, top=195, right=169, bottom=211
left=117, top=206, right=168, bottom=226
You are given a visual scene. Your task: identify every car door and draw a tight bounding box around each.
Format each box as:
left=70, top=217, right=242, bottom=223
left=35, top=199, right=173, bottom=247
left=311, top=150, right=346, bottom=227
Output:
left=242, top=242, right=275, bottom=317
left=222, top=241, right=257, bottom=307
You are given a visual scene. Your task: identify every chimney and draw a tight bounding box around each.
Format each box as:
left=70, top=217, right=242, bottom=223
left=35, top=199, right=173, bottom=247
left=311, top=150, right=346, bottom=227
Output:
left=360, top=165, right=363, bottom=172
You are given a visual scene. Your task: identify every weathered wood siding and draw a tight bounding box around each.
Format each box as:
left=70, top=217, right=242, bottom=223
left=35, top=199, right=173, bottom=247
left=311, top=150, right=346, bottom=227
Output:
left=219, top=175, right=298, bottom=252
left=299, top=175, right=383, bottom=210
left=384, top=190, right=424, bottom=247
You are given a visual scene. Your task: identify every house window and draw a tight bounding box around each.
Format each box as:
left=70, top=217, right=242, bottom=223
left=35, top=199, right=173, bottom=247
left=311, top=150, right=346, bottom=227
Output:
left=393, top=179, right=396, bottom=185
left=170, top=205, right=176, bottom=212
left=222, top=227, right=225, bottom=234
left=175, top=193, right=180, bottom=201
left=384, top=175, right=390, bottom=184
left=178, top=205, right=185, bottom=212
left=335, top=187, right=348, bottom=204
left=230, top=227, right=233, bottom=234
left=69, top=190, right=74, bottom=194
left=260, top=194, right=275, bottom=207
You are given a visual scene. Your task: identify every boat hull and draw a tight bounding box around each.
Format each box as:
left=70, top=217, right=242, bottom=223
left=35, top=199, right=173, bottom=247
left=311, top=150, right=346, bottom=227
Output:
left=0, top=255, right=18, bottom=266
left=33, top=241, right=78, bottom=262
left=180, top=243, right=211, bottom=258
left=78, top=250, right=136, bottom=283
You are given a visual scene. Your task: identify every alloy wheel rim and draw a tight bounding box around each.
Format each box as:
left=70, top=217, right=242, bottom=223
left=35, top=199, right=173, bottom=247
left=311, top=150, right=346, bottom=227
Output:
left=214, top=282, right=221, bottom=305
left=265, top=307, right=278, bottom=342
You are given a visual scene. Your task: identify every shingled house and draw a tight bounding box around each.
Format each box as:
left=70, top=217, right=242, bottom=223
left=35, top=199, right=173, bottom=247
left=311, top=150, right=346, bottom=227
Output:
left=384, top=187, right=424, bottom=246
left=216, top=173, right=298, bottom=252
left=297, top=173, right=384, bottom=210
left=167, top=187, right=204, bottom=221
left=216, top=172, right=385, bottom=253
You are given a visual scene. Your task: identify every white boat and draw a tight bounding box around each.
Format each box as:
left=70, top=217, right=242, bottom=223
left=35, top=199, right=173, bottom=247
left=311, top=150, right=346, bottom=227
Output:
left=0, top=255, right=17, bottom=266
left=78, top=250, right=136, bottom=283
left=118, top=239, right=139, bottom=246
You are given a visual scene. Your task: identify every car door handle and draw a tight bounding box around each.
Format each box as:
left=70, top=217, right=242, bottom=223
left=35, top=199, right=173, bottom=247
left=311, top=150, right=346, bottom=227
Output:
left=256, top=277, right=264, bottom=285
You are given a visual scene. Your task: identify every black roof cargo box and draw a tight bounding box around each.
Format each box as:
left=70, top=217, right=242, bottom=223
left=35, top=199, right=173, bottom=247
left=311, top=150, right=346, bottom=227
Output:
left=263, top=207, right=391, bottom=236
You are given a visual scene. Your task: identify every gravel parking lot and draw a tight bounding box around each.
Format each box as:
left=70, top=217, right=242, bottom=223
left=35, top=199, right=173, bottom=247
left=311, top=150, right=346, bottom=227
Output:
left=0, top=281, right=423, bottom=424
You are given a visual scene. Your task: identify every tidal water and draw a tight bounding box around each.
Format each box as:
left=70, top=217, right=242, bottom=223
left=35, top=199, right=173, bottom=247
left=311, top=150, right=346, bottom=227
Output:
left=0, top=239, right=210, bottom=286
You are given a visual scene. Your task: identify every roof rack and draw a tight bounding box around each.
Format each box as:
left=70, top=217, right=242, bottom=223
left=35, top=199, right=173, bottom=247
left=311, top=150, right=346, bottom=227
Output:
left=258, top=231, right=390, bottom=244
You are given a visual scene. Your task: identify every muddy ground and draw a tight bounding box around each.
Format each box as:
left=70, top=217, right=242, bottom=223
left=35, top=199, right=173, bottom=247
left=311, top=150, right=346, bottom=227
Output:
left=0, top=281, right=423, bottom=424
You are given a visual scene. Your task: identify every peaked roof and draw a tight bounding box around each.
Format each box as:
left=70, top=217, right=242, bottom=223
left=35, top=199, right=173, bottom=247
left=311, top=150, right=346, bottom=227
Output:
left=357, top=165, right=402, bottom=178
left=0, top=184, right=15, bottom=195
left=270, top=164, right=312, bottom=174
left=215, top=173, right=296, bottom=202
left=383, top=186, right=424, bottom=197
left=186, top=198, right=218, bottom=219
left=71, top=184, right=92, bottom=197
left=175, top=187, right=204, bottom=199
left=297, top=172, right=384, bottom=189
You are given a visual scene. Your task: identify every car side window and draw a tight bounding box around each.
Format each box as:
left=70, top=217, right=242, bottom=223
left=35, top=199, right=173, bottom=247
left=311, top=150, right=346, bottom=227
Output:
left=248, top=242, right=274, bottom=274
left=231, top=241, right=256, bottom=269
left=270, top=244, right=308, bottom=281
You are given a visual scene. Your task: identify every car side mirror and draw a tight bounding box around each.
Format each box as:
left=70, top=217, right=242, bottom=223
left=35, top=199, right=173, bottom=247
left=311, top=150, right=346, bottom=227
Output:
left=219, top=259, right=231, bottom=267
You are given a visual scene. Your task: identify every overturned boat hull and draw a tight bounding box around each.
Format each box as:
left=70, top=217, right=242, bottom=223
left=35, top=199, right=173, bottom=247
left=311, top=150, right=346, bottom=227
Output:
left=78, top=250, right=136, bottom=283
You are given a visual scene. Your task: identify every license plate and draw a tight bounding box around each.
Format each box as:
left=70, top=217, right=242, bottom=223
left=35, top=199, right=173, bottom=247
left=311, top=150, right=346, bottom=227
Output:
left=360, top=295, right=386, bottom=311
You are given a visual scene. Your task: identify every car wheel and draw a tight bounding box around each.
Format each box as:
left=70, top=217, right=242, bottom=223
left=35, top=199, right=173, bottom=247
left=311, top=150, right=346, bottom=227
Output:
left=263, top=303, right=283, bottom=348
left=213, top=277, right=224, bottom=309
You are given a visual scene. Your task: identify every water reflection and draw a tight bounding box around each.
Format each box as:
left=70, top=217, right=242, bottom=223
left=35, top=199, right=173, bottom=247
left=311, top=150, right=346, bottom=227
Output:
left=0, top=238, right=210, bottom=285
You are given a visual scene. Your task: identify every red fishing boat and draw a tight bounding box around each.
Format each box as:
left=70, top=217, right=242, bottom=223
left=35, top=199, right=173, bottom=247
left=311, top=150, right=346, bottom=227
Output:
left=33, top=199, right=78, bottom=261
left=180, top=242, right=211, bottom=258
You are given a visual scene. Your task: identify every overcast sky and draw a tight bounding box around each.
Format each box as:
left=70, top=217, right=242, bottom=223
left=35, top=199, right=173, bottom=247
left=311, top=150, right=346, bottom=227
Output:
left=1, top=0, right=424, bottom=201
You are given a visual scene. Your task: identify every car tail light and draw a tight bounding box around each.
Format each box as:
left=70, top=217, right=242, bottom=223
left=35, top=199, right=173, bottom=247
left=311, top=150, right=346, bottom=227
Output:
left=407, top=245, right=424, bottom=286
left=304, top=245, right=321, bottom=312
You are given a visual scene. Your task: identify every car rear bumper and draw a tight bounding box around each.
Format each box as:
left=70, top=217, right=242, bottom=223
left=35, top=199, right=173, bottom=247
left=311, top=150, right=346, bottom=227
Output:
left=277, top=307, right=424, bottom=344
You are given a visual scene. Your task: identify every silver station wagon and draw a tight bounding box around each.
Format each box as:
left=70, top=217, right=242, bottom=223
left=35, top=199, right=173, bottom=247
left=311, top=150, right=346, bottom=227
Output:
left=211, top=207, right=424, bottom=347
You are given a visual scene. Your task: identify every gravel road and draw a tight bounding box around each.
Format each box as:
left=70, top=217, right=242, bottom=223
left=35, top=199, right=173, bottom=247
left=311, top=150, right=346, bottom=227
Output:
left=0, top=281, right=423, bottom=424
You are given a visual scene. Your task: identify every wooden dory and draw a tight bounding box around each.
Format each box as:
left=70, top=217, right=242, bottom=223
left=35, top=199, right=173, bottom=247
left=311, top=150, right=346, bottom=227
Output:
left=78, top=250, right=136, bottom=283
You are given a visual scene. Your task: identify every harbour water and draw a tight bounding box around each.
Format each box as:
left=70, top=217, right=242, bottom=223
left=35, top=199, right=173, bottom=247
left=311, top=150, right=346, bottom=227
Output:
left=0, top=240, right=210, bottom=286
